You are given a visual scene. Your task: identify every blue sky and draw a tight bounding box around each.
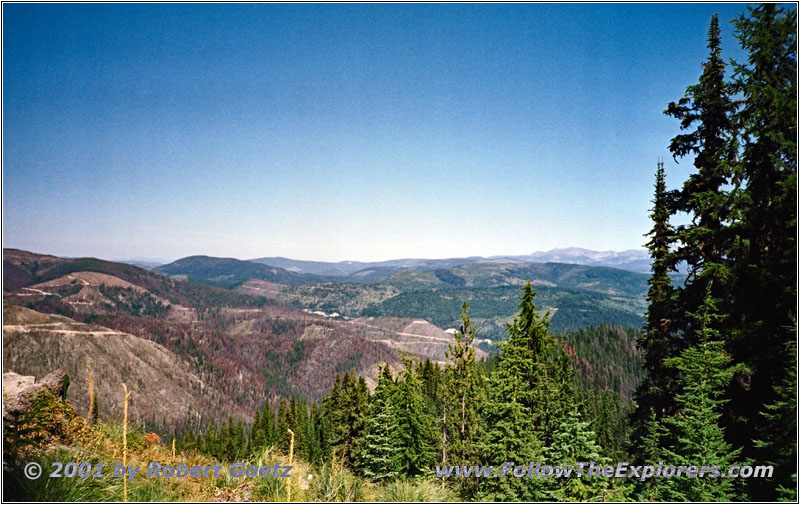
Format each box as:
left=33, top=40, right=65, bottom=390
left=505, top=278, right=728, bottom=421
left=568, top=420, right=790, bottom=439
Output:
left=3, top=3, right=757, bottom=262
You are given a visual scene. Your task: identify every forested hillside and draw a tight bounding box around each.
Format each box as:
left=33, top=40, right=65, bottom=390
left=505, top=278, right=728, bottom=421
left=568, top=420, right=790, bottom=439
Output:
left=267, top=262, right=649, bottom=338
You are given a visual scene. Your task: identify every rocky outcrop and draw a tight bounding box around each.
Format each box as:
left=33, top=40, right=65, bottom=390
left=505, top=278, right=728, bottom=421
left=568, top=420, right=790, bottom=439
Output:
left=3, top=369, right=68, bottom=422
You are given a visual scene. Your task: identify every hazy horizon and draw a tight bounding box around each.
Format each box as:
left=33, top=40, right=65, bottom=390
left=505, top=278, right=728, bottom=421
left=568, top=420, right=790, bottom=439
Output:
left=3, top=4, right=751, bottom=262
left=3, top=243, right=649, bottom=266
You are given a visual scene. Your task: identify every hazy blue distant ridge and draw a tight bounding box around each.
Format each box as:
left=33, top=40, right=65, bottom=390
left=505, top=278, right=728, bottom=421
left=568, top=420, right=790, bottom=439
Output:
left=249, top=248, right=651, bottom=276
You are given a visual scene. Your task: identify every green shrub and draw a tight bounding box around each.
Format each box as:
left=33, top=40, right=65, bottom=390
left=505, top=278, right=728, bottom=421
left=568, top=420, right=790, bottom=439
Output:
left=378, top=478, right=458, bottom=502
left=309, top=463, right=369, bottom=502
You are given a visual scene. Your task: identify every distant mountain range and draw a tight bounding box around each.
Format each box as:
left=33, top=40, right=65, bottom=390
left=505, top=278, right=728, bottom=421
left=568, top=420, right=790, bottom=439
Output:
left=152, top=249, right=652, bottom=290
left=248, top=247, right=652, bottom=277
left=151, top=251, right=651, bottom=339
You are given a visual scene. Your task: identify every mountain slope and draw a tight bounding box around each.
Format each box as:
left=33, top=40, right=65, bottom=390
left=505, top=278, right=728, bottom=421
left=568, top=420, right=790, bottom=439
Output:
left=154, top=255, right=330, bottom=288
left=271, top=261, right=649, bottom=340
left=3, top=249, right=271, bottom=313
left=3, top=305, right=239, bottom=429
left=3, top=250, right=405, bottom=425
left=248, top=255, right=486, bottom=276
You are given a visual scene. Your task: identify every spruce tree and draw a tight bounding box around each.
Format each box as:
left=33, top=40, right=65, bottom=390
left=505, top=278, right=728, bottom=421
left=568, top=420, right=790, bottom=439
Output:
left=347, top=375, right=369, bottom=465
left=478, top=283, right=551, bottom=501
left=634, top=159, right=678, bottom=428
left=656, top=287, right=741, bottom=502
left=249, top=407, right=266, bottom=455
left=504, top=282, right=573, bottom=446
left=356, top=364, right=401, bottom=481
left=636, top=411, right=669, bottom=501
left=276, top=398, right=291, bottom=453
left=753, top=339, right=797, bottom=501
left=443, top=302, right=484, bottom=498
left=322, top=375, right=346, bottom=458
left=726, top=6, right=797, bottom=498
left=665, top=13, right=737, bottom=292
left=390, top=356, right=436, bottom=477
left=544, top=409, right=627, bottom=501
left=663, top=13, right=738, bottom=366
left=477, top=362, right=543, bottom=501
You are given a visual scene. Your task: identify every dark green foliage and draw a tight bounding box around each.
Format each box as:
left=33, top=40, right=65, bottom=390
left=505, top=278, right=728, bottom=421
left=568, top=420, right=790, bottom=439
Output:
left=285, top=262, right=651, bottom=338
left=433, top=268, right=466, bottom=287
left=363, top=284, right=645, bottom=338
left=662, top=12, right=738, bottom=358
left=321, top=372, right=368, bottom=466
left=390, top=356, right=436, bottom=477
left=543, top=409, right=628, bottom=501
left=477, top=283, right=575, bottom=501
left=578, top=387, right=632, bottom=462
left=98, top=285, right=170, bottom=317
left=726, top=5, right=797, bottom=499
left=563, top=324, right=644, bottom=401
left=652, top=291, right=742, bottom=501
left=356, top=364, right=401, bottom=481
left=634, top=160, right=679, bottom=426
left=753, top=339, right=797, bottom=501
left=634, top=8, right=796, bottom=502
left=442, top=303, right=484, bottom=498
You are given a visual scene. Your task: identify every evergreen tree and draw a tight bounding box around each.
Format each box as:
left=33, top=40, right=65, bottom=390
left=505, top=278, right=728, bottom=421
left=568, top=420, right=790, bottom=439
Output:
left=321, top=372, right=369, bottom=467
left=312, top=400, right=331, bottom=466
left=204, top=421, right=218, bottom=459
left=181, top=429, right=197, bottom=452
left=478, top=283, right=550, bottom=501
left=634, top=159, right=678, bottom=428
left=588, top=388, right=630, bottom=462
left=660, top=18, right=739, bottom=412
left=726, top=6, right=797, bottom=499
left=665, top=13, right=737, bottom=299
left=356, top=364, right=401, bottom=481
left=636, top=411, right=669, bottom=501
left=443, top=302, right=484, bottom=498
left=262, top=402, right=278, bottom=447
left=276, top=398, right=291, bottom=452
left=544, top=409, right=627, bottom=501
left=477, top=360, right=543, bottom=501
left=345, top=375, right=369, bottom=466
left=504, top=282, right=573, bottom=446
left=753, top=339, right=797, bottom=501
left=302, top=399, right=323, bottom=465
left=249, top=407, right=266, bottom=455
left=655, top=288, right=741, bottom=502
left=390, top=356, right=436, bottom=477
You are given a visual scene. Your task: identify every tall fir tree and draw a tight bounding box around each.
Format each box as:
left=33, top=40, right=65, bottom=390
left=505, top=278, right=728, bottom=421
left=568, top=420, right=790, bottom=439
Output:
left=663, top=14, right=738, bottom=379
left=665, top=13, right=737, bottom=295
left=726, top=6, right=797, bottom=499
left=477, top=283, right=555, bottom=501
left=543, top=408, right=628, bottom=501
left=390, top=356, right=436, bottom=477
left=443, top=302, right=484, bottom=498
left=356, top=364, right=401, bottom=481
left=634, top=159, right=678, bottom=428
left=655, top=287, right=741, bottom=502
left=249, top=407, right=266, bottom=456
